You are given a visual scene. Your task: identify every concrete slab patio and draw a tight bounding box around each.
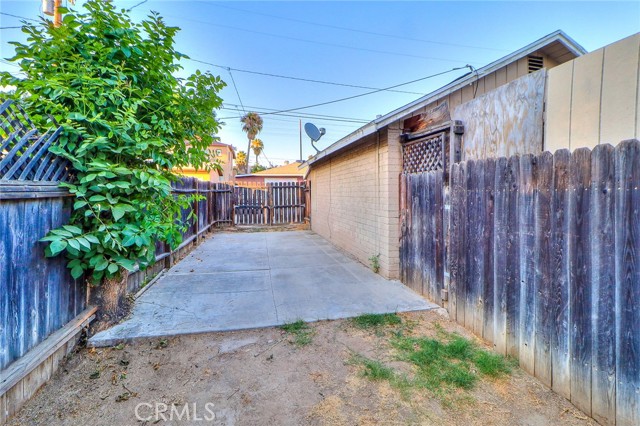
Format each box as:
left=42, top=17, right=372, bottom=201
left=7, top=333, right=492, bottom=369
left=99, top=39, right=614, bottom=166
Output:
left=89, top=231, right=435, bottom=347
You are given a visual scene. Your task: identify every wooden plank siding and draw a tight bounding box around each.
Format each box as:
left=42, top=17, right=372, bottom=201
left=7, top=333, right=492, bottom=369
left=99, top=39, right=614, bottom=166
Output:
left=445, top=139, right=640, bottom=425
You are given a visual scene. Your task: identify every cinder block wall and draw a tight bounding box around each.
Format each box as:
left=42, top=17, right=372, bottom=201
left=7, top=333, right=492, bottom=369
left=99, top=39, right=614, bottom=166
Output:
left=308, top=127, right=402, bottom=279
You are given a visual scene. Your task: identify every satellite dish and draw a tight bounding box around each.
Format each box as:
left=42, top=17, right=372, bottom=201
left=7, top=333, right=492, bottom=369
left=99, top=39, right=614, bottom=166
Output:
left=304, top=123, right=321, bottom=142
left=304, top=122, right=326, bottom=153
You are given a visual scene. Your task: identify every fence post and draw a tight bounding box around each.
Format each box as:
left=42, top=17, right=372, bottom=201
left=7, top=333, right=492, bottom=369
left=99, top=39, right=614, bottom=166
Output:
left=267, top=183, right=274, bottom=225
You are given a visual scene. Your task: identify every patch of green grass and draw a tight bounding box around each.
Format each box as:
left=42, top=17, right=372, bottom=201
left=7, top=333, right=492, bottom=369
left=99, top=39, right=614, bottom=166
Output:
left=351, top=313, right=402, bottom=329
left=280, top=320, right=314, bottom=346
left=351, top=355, right=395, bottom=381
left=351, top=326, right=513, bottom=405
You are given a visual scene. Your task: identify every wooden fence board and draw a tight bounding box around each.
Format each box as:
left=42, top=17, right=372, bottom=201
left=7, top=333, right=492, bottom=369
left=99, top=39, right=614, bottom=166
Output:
left=550, top=149, right=572, bottom=399
left=482, top=158, right=496, bottom=343
left=569, top=148, right=593, bottom=416
left=590, top=144, right=616, bottom=425
left=614, top=140, right=640, bottom=426
left=492, top=157, right=509, bottom=355
left=456, top=162, right=467, bottom=324
left=464, top=160, right=476, bottom=331
left=518, top=154, right=537, bottom=376
left=505, top=155, right=521, bottom=358
left=534, top=151, right=553, bottom=388
left=448, top=165, right=461, bottom=322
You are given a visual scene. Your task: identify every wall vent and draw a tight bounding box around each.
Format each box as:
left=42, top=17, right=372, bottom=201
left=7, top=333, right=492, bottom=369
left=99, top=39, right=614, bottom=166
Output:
left=528, top=55, right=544, bottom=73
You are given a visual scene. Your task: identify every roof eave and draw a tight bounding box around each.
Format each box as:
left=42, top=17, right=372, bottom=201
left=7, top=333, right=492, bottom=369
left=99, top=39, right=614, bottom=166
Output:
left=308, top=30, right=586, bottom=167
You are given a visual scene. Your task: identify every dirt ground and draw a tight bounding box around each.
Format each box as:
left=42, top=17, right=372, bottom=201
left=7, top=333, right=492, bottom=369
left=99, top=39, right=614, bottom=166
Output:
left=8, top=310, right=594, bottom=426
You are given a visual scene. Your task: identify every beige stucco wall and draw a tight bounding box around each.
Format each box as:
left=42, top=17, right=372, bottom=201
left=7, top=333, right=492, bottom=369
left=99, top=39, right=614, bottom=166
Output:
left=545, top=33, right=640, bottom=152
left=308, top=127, right=402, bottom=279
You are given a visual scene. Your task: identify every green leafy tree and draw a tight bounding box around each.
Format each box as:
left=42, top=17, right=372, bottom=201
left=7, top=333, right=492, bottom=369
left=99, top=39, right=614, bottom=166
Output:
left=250, top=164, right=266, bottom=173
left=240, top=112, right=263, bottom=172
left=1, top=1, right=225, bottom=324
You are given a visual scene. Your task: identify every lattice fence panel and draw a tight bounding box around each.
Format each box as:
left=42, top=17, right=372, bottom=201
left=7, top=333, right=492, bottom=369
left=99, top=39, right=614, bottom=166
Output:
left=402, top=132, right=445, bottom=174
left=0, top=99, right=71, bottom=182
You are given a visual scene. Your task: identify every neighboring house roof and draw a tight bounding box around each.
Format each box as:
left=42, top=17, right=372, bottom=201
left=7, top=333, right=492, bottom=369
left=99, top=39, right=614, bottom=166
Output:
left=236, top=162, right=308, bottom=178
left=307, top=30, right=587, bottom=166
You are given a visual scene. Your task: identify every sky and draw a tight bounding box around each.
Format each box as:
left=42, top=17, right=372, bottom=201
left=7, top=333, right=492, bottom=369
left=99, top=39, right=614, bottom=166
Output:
left=1, top=1, right=639, bottom=168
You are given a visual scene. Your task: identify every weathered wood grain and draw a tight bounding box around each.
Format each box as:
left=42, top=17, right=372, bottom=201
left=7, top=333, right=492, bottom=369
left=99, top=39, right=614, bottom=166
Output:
left=590, top=143, right=616, bottom=425
left=492, top=157, right=509, bottom=355
left=518, top=154, right=537, bottom=376
left=569, top=147, right=592, bottom=416
left=550, top=149, right=572, bottom=399
left=505, top=155, right=521, bottom=358
left=482, top=158, right=496, bottom=343
left=534, top=151, right=553, bottom=388
left=614, top=140, right=640, bottom=426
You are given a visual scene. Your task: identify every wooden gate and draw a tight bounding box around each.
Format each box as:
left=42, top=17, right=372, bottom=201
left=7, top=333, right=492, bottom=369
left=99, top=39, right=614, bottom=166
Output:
left=233, top=181, right=306, bottom=225
left=399, top=118, right=463, bottom=306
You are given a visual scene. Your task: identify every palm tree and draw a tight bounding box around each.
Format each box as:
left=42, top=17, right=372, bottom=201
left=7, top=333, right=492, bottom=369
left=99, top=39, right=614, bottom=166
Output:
left=235, top=151, right=247, bottom=174
left=251, top=139, right=264, bottom=167
left=240, top=112, right=263, bottom=173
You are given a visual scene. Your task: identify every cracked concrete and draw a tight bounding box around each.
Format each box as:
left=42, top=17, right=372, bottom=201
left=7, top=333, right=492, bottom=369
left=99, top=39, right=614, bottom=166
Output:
left=89, top=231, right=435, bottom=347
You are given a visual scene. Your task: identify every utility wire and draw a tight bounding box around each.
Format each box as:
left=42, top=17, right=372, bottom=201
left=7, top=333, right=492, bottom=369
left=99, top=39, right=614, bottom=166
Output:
left=222, top=103, right=370, bottom=122
left=127, top=0, right=148, bottom=12
left=0, top=12, right=39, bottom=22
left=206, top=2, right=510, bottom=53
left=189, top=58, right=423, bottom=95
left=219, top=65, right=471, bottom=120
left=220, top=108, right=369, bottom=124
left=164, top=14, right=475, bottom=64
left=226, top=68, right=246, bottom=114
left=0, top=26, right=23, bottom=30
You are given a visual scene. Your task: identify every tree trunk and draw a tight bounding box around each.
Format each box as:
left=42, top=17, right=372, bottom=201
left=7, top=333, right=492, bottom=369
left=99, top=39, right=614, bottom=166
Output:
left=89, top=269, right=131, bottom=333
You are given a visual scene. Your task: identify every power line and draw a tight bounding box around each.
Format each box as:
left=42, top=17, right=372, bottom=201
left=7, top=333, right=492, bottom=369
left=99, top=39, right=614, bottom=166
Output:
left=222, top=103, right=371, bottom=122
left=188, top=58, right=424, bottom=95
left=0, top=26, right=23, bottom=30
left=163, top=14, right=476, bottom=65
left=205, top=2, right=510, bottom=53
left=219, top=65, right=471, bottom=120
left=0, top=12, right=39, bottom=22
left=220, top=108, right=368, bottom=124
left=226, top=69, right=246, bottom=114
left=126, top=0, right=148, bottom=12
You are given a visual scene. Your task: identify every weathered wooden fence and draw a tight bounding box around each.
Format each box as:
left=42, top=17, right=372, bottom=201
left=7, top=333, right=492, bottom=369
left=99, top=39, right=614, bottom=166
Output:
left=0, top=182, right=86, bottom=371
left=233, top=181, right=307, bottom=225
left=448, top=140, right=639, bottom=426
left=400, top=171, right=444, bottom=305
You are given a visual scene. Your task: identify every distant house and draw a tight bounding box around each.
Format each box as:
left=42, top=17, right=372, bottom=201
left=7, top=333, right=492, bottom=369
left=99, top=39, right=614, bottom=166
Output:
left=235, top=161, right=308, bottom=187
left=176, top=142, right=236, bottom=182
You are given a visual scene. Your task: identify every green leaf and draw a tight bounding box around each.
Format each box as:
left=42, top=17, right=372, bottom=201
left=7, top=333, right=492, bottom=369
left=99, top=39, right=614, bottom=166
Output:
left=63, top=225, right=83, bottom=235
left=48, top=240, right=68, bottom=256
left=95, top=257, right=109, bottom=271
left=88, top=195, right=107, bottom=202
left=71, top=265, right=84, bottom=279
left=73, top=200, right=88, bottom=210
left=112, top=205, right=126, bottom=221
left=68, top=239, right=80, bottom=251
left=107, top=263, right=119, bottom=274
left=85, top=234, right=100, bottom=244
